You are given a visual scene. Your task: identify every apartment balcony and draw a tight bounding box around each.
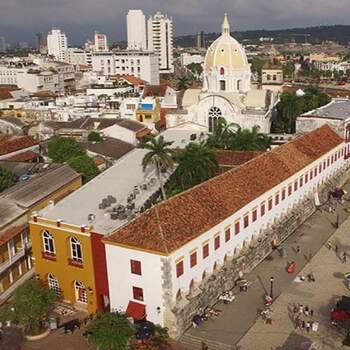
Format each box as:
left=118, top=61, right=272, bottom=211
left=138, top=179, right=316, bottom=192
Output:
left=0, top=241, right=32, bottom=276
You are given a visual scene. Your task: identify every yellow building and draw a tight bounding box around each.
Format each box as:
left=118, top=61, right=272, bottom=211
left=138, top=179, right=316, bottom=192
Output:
left=0, top=164, right=81, bottom=303
left=30, top=218, right=100, bottom=314
left=136, top=99, right=161, bottom=124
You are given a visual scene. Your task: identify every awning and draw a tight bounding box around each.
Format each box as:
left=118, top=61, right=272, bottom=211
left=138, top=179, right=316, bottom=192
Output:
left=125, top=301, right=146, bottom=320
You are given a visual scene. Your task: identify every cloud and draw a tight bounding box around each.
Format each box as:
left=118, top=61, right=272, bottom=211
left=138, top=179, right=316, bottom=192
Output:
left=1, top=0, right=350, bottom=44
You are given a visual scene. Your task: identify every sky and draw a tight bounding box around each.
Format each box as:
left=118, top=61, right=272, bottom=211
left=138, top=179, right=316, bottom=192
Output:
left=1, top=0, right=350, bottom=45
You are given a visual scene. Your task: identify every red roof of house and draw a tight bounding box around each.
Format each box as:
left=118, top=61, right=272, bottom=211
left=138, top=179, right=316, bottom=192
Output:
left=120, top=75, right=146, bottom=86
left=7, top=150, right=40, bottom=162
left=31, top=90, right=57, bottom=98
left=216, top=150, right=263, bottom=167
left=0, top=87, right=19, bottom=100
left=105, top=125, right=343, bottom=254
left=0, top=135, right=38, bottom=156
left=143, top=85, right=168, bottom=97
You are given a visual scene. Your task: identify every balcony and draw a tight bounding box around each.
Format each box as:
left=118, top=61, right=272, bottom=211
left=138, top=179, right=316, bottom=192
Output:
left=0, top=241, right=32, bottom=275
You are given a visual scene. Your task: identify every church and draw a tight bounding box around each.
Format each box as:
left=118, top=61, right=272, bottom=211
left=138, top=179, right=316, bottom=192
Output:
left=166, top=14, right=276, bottom=133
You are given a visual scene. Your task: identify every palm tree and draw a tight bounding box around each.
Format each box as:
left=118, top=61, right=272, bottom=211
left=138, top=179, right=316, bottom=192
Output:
left=171, top=142, right=218, bottom=192
left=176, top=75, right=190, bottom=91
left=140, top=136, right=174, bottom=201
left=207, top=117, right=240, bottom=149
left=228, top=126, right=272, bottom=151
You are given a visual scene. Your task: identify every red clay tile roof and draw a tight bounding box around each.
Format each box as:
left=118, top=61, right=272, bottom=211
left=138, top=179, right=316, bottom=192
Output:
left=105, top=125, right=343, bottom=254
left=143, top=85, right=167, bottom=97
left=6, top=150, right=40, bottom=162
left=216, top=150, right=263, bottom=167
left=0, top=135, right=38, bottom=156
left=31, top=91, right=57, bottom=98
left=120, top=75, right=146, bottom=86
left=0, top=87, right=19, bottom=100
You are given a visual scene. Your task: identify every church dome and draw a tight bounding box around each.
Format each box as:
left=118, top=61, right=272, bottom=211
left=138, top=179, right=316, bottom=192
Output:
left=204, top=14, right=249, bottom=72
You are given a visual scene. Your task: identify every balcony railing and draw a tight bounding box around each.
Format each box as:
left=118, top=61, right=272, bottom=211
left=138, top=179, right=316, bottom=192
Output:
left=0, top=241, right=32, bottom=275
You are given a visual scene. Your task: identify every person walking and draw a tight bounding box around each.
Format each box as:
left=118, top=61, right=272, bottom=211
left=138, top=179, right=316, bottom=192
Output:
left=343, top=252, right=347, bottom=264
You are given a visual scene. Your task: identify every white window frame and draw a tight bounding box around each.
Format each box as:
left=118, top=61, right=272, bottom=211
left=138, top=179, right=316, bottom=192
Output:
left=70, top=237, right=83, bottom=263
left=42, top=230, right=55, bottom=255
left=48, top=273, right=60, bottom=296
left=74, top=280, right=87, bottom=304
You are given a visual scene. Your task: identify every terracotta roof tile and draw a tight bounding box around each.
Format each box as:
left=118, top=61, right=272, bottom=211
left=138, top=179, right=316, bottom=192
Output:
left=7, top=150, right=40, bottom=162
left=0, top=135, right=38, bottom=156
left=216, top=150, right=263, bottom=167
left=105, top=125, right=343, bottom=254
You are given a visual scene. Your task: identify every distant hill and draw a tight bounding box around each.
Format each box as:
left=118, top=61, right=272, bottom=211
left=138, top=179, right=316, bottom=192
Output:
left=174, top=25, right=350, bottom=47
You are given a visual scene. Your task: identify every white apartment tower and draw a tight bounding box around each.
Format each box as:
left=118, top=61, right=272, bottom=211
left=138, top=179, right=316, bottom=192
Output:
left=127, top=10, right=147, bottom=50
left=47, top=28, right=68, bottom=61
left=0, top=37, right=7, bottom=53
left=94, top=32, right=108, bottom=52
left=147, top=11, right=174, bottom=73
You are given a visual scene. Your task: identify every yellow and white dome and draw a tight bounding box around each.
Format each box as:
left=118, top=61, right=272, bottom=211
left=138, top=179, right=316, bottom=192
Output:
left=202, top=14, right=251, bottom=94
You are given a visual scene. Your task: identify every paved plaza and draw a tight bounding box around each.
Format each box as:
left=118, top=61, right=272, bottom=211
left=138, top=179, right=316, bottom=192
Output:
left=182, top=181, right=350, bottom=349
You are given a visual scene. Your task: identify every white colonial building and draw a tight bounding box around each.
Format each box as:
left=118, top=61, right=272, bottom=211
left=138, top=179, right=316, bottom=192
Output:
left=104, top=125, right=349, bottom=337
left=166, top=15, right=276, bottom=134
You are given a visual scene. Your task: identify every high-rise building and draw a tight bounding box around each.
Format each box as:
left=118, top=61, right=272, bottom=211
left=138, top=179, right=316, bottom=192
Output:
left=94, top=32, right=108, bottom=52
left=127, top=10, right=147, bottom=50
left=36, top=32, right=47, bottom=53
left=147, top=11, right=174, bottom=73
left=0, top=37, right=7, bottom=53
left=196, top=31, right=205, bottom=48
left=47, top=28, right=68, bottom=61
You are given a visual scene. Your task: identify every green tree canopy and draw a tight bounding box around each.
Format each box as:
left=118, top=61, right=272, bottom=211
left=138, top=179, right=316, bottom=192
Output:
left=67, top=155, right=100, bottom=183
left=140, top=136, right=174, bottom=200
left=187, top=63, right=203, bottom=77
left=48, top=137, right=85, bottom=163
left=88, top=131, right=103, bottom=143
left=168, top=141, right=218, bottom=194
left=228, top=126, right=272, bottom=151
left=282, top=61, right=295, bottom=78
left=176, top=75, right=190, bottom=91
left=11, top=280, right=57, bottom=335
left=87, top=312, right=135, bottom=350
left=0, top=166, right=14, bottom=192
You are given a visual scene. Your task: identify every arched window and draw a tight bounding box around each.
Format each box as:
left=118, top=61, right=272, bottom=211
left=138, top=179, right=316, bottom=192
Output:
left=70, top=237, right=83, bottom=263
left=48, top=273, right=60, bottom=296
left=74, top=280, right=87, bottom=304
left=208, top=107, right=222, bottom=133
left=43, top=231, right=55, bottom=255
left=220, top=67, right=225, bottom=75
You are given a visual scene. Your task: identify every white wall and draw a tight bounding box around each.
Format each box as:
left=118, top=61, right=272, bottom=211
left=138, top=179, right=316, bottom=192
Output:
left=102, top=124, right=136, bottom=145
left=127, top=10, right=147, bottom=51
left=105, top=244, right=165, bottom=325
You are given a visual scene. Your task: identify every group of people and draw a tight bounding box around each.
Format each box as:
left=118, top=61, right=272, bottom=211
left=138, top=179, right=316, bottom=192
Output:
left=326, top=241, right=348, bottom=263
left=291, top=304, right=318, bottom=332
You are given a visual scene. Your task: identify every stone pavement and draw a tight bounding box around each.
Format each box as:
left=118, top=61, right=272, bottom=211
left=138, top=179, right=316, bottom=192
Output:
left=181, top=181, right=350, bottom=349
left=237, top=215, right=350, bottom=350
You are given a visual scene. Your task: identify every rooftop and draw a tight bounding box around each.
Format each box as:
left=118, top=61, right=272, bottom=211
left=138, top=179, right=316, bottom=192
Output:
left=105, top=125, right=342, bottom=254
left=301, top=98, right=350, bottom=120
left=87, top=137, right=135, bottom=160
left=39, top=149, right=162, bottom=234
left=0, top=135, right=38, bottom=156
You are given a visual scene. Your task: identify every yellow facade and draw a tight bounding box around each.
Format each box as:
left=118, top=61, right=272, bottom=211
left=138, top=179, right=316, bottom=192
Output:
left=30, top=218, right=98, bottom=314
left=136, top=99, right=161, bottom=124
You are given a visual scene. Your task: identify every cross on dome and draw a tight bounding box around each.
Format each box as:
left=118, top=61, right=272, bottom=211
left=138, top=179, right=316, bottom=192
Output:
left=222, top=13, right=230, bottom=36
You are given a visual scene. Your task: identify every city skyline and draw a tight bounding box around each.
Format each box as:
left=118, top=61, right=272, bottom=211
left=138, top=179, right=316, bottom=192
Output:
left=1, top=0, right=350, bottom=45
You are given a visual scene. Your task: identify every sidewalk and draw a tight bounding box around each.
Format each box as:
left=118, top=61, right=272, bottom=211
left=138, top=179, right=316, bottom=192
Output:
left=237, top=215, right=350, bottom=350
left=183, top=180, right=350, bottom=348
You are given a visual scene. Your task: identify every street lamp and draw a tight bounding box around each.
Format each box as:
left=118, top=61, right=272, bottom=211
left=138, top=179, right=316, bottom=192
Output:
left=270, top=276, right=274, bottom=299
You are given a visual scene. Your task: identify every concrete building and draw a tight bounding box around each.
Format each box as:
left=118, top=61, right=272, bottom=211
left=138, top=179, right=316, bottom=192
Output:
left=0, top=164, right=81, bottom=303
left=0, top=37, right=7, bottom=53
left=65, top=48, right=91, bottom=66
left=127, top=10, right=147, bottom=51
left=196, top=31, right=205, bottom=49
left=94, top=32, right=108, bottom=52
left=261, top=61, right=284, bottom=89
left=91, top=51, right=159, bottom=85
left=147, top=11, right=174, bottom=74
left=104, top=125, right=348, bottom=337
left=180, top=53, right=204, bottom=67
left=35, top=33, right=47, bottom=54
left=47, top=28, right=68, bottom=61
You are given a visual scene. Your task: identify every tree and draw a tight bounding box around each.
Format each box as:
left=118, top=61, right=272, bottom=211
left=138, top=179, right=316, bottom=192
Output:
left=140, top=136, right=174, bottom=201
left=169, top=142, right=218, bottom=193
left=0, top=166, right=14, bottom=192
left=88, top=131, right=103, bottom=143
left=11, top=280, right=57, bottom=335
left=282, top=61, right=295, bottom=79
left=176, top=76, right=190, bottom=91
left=228, top=126, right=272, bottom=151
left=87, top=312, right=135, bottom=350
left=206, top=117, right=240, bottom=150
left=250, top=58, right=267, bottom=80
left=48, top=137, right=85, bottom=163
left=67, top=155, right=100, bottom=183
left=186, top=63, right=203, bottom=78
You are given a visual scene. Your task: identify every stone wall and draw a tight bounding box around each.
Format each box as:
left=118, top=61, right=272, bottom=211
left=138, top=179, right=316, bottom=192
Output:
left=166, top=166, right=350, bottom=338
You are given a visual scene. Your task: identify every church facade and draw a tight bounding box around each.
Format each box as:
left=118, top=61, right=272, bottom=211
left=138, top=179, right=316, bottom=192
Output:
left=166, top=15, right=276, bottom=133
